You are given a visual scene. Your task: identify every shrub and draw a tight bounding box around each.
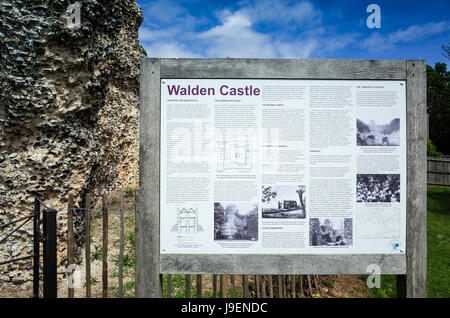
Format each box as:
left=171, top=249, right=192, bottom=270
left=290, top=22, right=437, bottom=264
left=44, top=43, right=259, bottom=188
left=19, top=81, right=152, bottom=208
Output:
left=427, top=139, right=443, bottom=157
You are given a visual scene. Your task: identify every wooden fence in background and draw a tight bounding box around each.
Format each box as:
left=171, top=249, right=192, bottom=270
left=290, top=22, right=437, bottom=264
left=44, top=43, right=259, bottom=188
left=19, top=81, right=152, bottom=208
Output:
left=66, top=192, right=322, bottom=298
left=427, top=156, right=450, bottom=186
left=67, top=192, right=126, bottom=298
left=160, top=273, right=321, bottom=298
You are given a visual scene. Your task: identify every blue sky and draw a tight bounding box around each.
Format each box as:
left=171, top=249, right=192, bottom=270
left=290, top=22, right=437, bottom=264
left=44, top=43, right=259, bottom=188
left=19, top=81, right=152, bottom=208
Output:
left=136, top=0, right=450, bottom=65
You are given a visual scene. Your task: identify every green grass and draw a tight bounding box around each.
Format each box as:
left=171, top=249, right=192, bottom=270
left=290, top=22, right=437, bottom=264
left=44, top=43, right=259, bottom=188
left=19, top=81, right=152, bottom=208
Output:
left=363, top=185, right=450, bottom=298
left=161, top=274, right=210, bottom=298
left=360, top=274, right=396, bottom=298
left=161, top=274, right=193, bottom=298
left=427, top=185, right=450, bottom=297
left=109, top=196, right=119, bottom=204
left=91, top=244, right=103, bottom=261
left=124, top=186, right=136, bottom=198
left=91, top=210, right=102, bottom=221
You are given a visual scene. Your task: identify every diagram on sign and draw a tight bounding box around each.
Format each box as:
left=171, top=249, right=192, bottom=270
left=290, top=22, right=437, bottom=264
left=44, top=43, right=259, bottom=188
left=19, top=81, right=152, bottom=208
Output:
left=216, top=139, right=253, bottom=170
left=171, top=208, right=204, bottom=234
left=356, top=210, right=400, bottom=239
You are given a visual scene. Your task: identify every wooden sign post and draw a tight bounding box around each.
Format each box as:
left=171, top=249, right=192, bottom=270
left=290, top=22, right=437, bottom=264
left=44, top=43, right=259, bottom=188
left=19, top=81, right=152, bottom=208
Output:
left=137, top=58, right=426, bottom=298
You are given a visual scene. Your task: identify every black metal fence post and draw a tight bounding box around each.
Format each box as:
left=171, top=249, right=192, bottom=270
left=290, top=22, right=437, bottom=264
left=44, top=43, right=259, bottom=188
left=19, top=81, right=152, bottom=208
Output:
left=43, top=209, right=57, bottom=298
left=396, top=274, right=407, bottom=298
left=33, top=197, right=41, bottom=298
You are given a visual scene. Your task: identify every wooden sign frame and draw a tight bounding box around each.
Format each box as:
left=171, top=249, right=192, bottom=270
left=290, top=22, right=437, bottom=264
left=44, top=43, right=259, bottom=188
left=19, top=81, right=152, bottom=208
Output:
left=137, top=58, right=426, bottom=298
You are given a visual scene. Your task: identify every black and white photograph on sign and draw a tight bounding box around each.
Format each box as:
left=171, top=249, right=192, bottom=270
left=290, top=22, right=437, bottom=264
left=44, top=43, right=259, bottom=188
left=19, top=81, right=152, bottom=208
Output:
left=356, top=114, right=400, bottom=146
left=309, top=218, right=353, bottom=247
left=214, top=202, right=258, bottom=241
left=356, top=174, right=400, bottom=203
left=261, top=185, right=306, bottom=219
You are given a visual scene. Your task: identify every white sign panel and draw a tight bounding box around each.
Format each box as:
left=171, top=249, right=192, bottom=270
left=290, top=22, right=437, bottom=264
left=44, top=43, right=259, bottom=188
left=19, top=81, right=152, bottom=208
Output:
left=160, top=79, right=406, bottom=255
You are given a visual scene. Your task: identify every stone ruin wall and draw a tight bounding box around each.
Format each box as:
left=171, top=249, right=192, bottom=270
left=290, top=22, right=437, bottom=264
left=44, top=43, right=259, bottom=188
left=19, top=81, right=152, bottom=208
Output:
left=0, top=0, right=145, bottom=289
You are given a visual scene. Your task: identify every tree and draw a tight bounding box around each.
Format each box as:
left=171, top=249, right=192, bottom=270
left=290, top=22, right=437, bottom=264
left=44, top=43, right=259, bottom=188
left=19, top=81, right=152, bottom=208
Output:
left=427, top=139, right=442, bottom=157
left=262, top=186, right=277, bottom=202
left=309, top=218, right=320, bottom=246
left=357, top=118, right=370, bottom=134
left=246, top=207, right=259, bottom=240
left=427, top=62, right=450, bottom=154
left=382, top=118, right=400, bottom=134
left=442, top=43, right=450, bottom=61
left=344, top=218, right=353, bottom=245
left=214, top=203, right=225, bottom=239
left=296, top=185, right=306, bottom=214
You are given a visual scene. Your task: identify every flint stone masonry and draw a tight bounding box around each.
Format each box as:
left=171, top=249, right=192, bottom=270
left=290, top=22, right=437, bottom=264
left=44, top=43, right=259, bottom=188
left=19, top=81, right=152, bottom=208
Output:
left=0, top=0, right=145, bottom=288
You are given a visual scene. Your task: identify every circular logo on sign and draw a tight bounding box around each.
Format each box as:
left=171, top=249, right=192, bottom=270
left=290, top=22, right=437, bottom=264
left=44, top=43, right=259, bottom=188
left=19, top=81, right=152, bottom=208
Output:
left=388, top=240, right=401, bottom=251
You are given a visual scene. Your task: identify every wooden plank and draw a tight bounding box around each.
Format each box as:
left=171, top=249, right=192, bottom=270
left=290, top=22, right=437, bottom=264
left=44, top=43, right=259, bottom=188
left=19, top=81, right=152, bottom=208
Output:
left=261, top=275, right=266, bottom=298
left=277, top=275, right=282, bottom=298
left=427, top=182, right=450, bottom=187
left=219, top=274, right=227, bottom=298
left=427, top=157, right=450, bottom=186
left=85, top=193, right=92, bottom=298
left=406, top=60, right=427, bottom=298
left=268, top=275, right=273, bottom=298
left=428, top=171, right=450, bottom=175
left=313, top=275, right=319, bottom=295
left=307, top=275, right=313, bottom=297
left=160, top=254, right=406, bottom=274
left=136, top=58, right=162, bottom=297
left=242, top=275, right=248, bottom=298
left=102, top=196, right=108, bottom=298
left=67, top=194, right=75, bottom=298
left=291, top=275, right=296, bottom=298
left=255, top=275, right=260, bottom=298
left=196, top=274, right=202, bottom=298
left=185, top=274, right=191, bottom=298
left=427, top=156, right=450, bottom=162
left=299, top=275, right=304, bottom=297
left=167, top=274, right=172, bottom=298
left=212, top=274, right=217, bottom=298
left=118, top=191, right=124, bottom=298
left=160, top=58, right=407, bottom=80
left=219, top=275, right=224, bottom=298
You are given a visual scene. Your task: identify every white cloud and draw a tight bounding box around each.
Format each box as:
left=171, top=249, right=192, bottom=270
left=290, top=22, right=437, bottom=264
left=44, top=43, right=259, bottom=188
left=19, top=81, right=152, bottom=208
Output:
left=198, top=11, right=277, bottom=58
left=275, top=39, right=318, bottom=58
left=238, top=0, right=322, bottom=27
left=139, top=27, right=181, bottom=42
left=362, top=21, right=450, bottom=52
left=388, top=21, right=450, bottom=43
left=324, top=33, right=359, bottom=51
left=138, top=0, right=357, bottom=58
left=361, top=33, right=394, bottom=51
left=143, top=42, right=199, bottom=58
left=196, top=7, right=356, bottom=59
